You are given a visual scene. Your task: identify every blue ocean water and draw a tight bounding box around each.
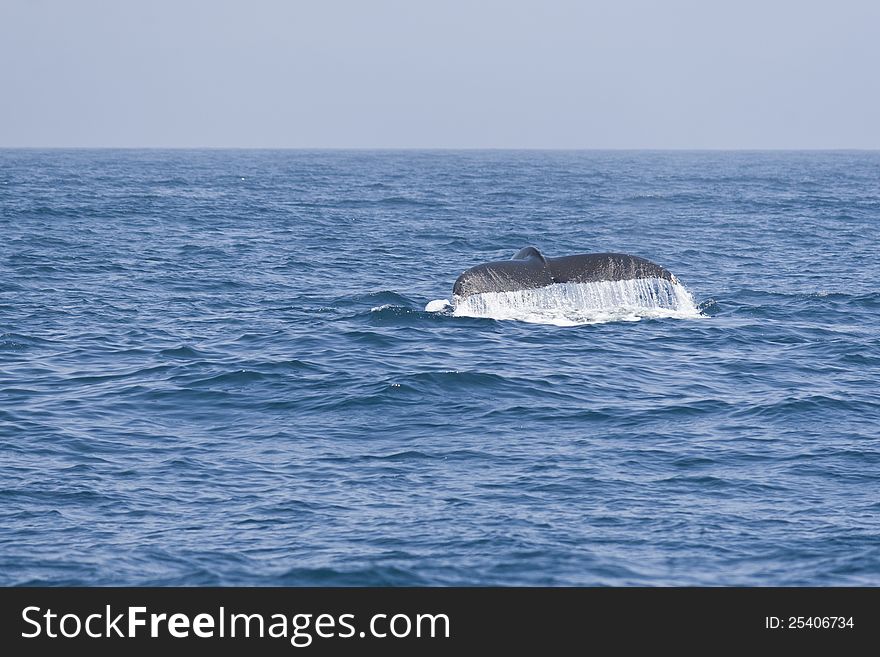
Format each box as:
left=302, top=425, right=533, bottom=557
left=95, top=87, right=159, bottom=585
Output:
left=1, top=149, right=878, bottom=586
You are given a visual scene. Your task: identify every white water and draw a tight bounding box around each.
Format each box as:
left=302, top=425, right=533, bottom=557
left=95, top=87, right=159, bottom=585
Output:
left=426, top=278, right=702, bottom=326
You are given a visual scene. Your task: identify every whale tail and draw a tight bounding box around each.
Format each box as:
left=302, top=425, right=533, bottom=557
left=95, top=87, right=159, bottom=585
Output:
left=453, top=247, right=678, bottom=299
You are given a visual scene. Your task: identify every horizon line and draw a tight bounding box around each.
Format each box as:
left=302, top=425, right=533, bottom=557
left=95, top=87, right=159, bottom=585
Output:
left=2, top=146, right=880, bottom=152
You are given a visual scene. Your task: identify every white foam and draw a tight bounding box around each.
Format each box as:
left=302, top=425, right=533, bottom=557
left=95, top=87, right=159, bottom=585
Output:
left=445, top=278, right=702, bottom=326
left=425, top=299, right=452, bottom=313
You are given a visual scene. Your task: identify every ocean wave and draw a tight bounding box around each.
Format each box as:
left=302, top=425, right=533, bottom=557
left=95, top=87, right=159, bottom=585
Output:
left=4, top=149, right=880, bottom=587
left=334, top=290, right=417, bottom=309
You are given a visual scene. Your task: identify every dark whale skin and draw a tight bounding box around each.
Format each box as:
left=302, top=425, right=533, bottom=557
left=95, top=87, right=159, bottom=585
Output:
left=453, top=247, right=678, bottom=298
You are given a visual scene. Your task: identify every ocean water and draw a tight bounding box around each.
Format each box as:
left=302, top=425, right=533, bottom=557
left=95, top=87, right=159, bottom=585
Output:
left=1, top=149, right=878, bottom=586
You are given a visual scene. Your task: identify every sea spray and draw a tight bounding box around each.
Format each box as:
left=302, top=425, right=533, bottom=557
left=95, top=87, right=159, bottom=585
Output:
left=427, top=277, right=702, bottom=326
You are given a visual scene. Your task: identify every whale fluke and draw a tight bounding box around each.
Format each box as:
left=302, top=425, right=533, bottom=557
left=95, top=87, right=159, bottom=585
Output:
left=453, top=247, right=678, bottom=298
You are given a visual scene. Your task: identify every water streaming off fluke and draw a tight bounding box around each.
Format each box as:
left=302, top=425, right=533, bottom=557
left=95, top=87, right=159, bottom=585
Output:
left=428, top=277, right=702, bottom=326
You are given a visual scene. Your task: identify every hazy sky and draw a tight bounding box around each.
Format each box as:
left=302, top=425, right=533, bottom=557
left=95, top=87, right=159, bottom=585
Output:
left=2, top=0, right=878, bottom=148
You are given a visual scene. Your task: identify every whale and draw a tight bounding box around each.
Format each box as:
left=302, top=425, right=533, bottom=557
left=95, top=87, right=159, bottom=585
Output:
left=453, top=247, right=679, bottom=298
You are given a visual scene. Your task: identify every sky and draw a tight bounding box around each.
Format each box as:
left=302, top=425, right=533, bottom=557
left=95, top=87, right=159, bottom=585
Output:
left=1, top=0, right=878, bottom=149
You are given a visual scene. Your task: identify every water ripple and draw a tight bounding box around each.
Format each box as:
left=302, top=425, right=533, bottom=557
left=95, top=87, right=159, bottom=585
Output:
left=1, top=149, right=879, bottom=586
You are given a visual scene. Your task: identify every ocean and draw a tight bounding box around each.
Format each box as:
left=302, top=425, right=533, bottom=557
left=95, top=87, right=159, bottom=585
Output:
left=1, top=149, right=878, bottom=586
